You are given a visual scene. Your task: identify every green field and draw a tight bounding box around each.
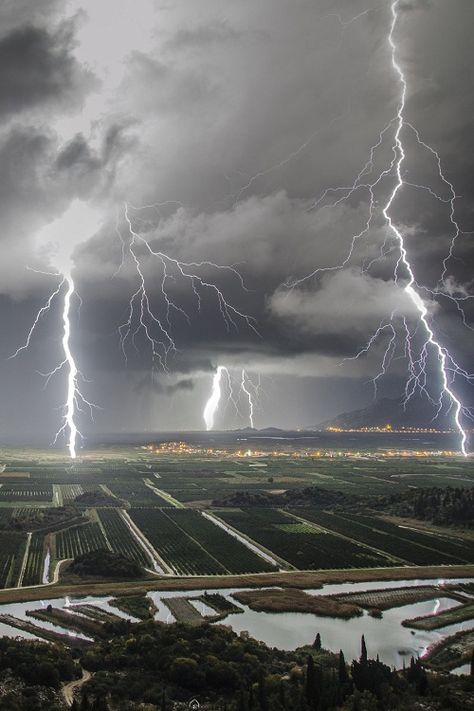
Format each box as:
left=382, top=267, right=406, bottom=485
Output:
left=0, top=446, right=471, bottom=588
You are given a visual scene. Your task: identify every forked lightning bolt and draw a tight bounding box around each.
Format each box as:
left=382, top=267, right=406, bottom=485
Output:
left=10, top=273, right=97, bottom=459
left=203, top=366, right=259, bottom=430
left=287, top=0, right=473, bottom=455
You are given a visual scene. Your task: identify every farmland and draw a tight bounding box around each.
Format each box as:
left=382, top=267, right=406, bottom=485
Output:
left=216, top=508, right=394, bottom=569
left=129, top=508, right=227, bottom=575
left=293, top=510, right=474, bottom=565
left=0, top=531, right=27, bottom=588
left=0, top=441, right=471, bottom=595
left=56, top=523, right=108, bottom=560
left=96, top=509, right=151, bottom=568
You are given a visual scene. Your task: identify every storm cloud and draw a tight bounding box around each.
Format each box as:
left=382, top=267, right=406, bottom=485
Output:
left=0, top=0, right=472, bottom=439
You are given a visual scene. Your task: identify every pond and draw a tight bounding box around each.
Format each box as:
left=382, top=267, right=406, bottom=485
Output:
left=0, top=576, right=472, bottom=670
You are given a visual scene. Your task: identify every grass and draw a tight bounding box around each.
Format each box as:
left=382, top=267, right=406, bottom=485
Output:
left=403, top=602, right=474, bottom=630
left=109, top=594, right=158, bottom=620
left=424, top=628, right=474, bottom=670
left=232, top=588, right=362, bottom=618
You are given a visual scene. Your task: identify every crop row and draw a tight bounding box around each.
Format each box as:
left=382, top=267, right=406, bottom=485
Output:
left=59, top=484, right=84, bottom=504
left=22, top=532, right=46, bottom=586
left=96, top=509, right=151, bottom=567
left=348, top=514, right=474, bottom=562
left=129, top=509, right=226, bottom=575
left=165, top=509, right=275, bottom=573
left=0, top=484, right=53, bottom=501
left=217, top=508, right=393, bottom=570
left=0, top=532, right=27, bottom=588
left=107, top=481, right=163, bottom=507
left=56, top=523, right=108, bottom=560
left=300, top=511, right=472, bottom=565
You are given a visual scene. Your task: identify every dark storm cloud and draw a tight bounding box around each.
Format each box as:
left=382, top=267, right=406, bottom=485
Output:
left=0, top=21, right=94, bottom=117
left=134, top=376, right=195, bottom=395
left=0, top=0, right=472, bottom=437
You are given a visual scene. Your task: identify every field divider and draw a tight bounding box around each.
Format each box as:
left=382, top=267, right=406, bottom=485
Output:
left=92, top=509, right=114, bottom=552
left=143, top=480, right=184, bottom=508
left=203, top=511, right=284, bottom=569
left=161, top=509, right=230, bottom=574
left=16, top=532, right=32, bottom=588
left=283, top=509, right=407, bottom=565
left=119, top=509, right=173, bottom=575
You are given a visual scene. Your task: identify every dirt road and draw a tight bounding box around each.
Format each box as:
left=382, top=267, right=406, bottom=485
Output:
left=62, top=669, right=92, bottom=706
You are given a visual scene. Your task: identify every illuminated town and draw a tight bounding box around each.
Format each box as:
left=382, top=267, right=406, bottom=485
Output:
left=143, top=441, right=460, bottom=459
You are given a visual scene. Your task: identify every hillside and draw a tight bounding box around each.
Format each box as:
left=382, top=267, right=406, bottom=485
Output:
left=317, top=396, right=452, bottom=431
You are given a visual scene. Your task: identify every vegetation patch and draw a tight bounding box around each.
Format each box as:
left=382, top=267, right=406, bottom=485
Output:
left=68, top=549, right=145, bottom=580
left=424, top=628, right=474, bottom=671
left=403, top=602, right=474, bottom=630
left=109, top=594, right=158, bottom=620
left=232, top=588, right=362, bottom=618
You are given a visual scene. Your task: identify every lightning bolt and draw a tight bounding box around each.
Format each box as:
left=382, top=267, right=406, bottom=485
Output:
left=204, top=366, right=225, bottom=431
left=9, top=272, right=97, bottom=459
left=203, top=366, right=259, bottom=430
left=117, top=203, right=258, bottom=371
left=286, top=1, right=473, bottom=455
left=9, top=201, right=102, bottom=458
left=240, top=369, right=256, bottom=429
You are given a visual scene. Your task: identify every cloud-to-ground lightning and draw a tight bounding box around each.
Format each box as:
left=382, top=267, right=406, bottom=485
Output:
left=203, top=366, right=259, bottom=430
left=286, top=0, right=473, bottom=455
left=9, top=202, right=102, bottom=459
left=203, top=366, right=225, bottom=431
left=240, top=369, right=255, bottom=429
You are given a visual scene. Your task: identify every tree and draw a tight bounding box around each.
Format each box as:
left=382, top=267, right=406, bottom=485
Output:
left=471, top=649, right=474, bottom=676
left=339, top=650, right=348, bottom=685
left=313, top=633, right=321, bottom=651
left=161, top=690, right=167, bottom=711
left=306, top=655, right=317, bottom=705
left=360, top=635, right=368, bottom=664
left=258, top=669, right=269, bottom=711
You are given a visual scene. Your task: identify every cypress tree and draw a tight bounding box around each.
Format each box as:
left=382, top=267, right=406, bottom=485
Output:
left=360, top=635, right=368, bottom=664
left=258, top=669, right=269, bottom=711
left=338, top=650, right=348, bottom=684
left=306, top=655, right=316, bottom=705
left=313, top=633, right=322, bottom=651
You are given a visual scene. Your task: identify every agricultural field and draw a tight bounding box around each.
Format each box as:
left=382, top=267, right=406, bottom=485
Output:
left=21, top=531, right=47, bottom=586
left=56, top=522, right=108, bottom=560
left=164, top=509, right=275, bottom=573
left=96, top=509, right=151, bottom=568
left=295, top=510, right=474, bottom=566
left=0, top=531, right=27, bottom=588
left=129, top=508, right=227, bottom=575
left=216, top=508, right=394, bottom=570
left=0, top=443, right=472, bottom=589
left=0, top=484, right=53, bottom=504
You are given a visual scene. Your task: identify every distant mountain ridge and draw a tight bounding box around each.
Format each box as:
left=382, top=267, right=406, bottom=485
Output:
left=316, top=396, right=452, bottom=431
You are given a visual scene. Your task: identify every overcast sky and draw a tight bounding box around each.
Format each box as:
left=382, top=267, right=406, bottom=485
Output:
left=0, top=0, right=472, bottom=443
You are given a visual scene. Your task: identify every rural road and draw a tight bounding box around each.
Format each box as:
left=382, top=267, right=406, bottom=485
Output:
left=62, top=668, right=92, bottom=706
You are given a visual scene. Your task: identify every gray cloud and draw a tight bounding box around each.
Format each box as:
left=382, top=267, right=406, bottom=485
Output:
left=0, top=0, right=472, bottom=438
left=0, top=21, right=94, bottom=117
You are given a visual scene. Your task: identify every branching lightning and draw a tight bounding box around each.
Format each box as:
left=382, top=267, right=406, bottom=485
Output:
left=9, top=202, right=102, bottom=459
left=117, top=203, right=258, bottom=371
left=287, top=0, right=473, bottom=455
left=9, top=272, right=97, bottom=459
left=203, top=366, right=259, bottom=430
